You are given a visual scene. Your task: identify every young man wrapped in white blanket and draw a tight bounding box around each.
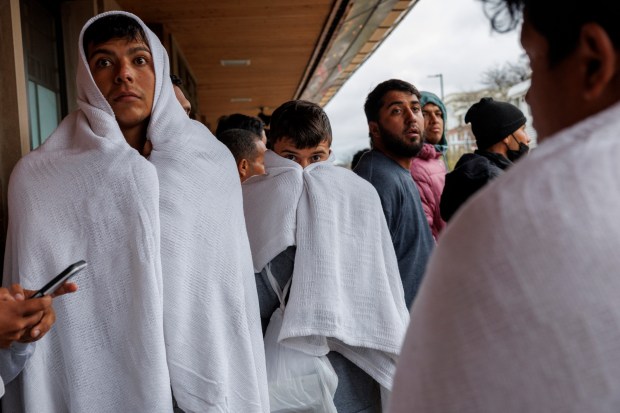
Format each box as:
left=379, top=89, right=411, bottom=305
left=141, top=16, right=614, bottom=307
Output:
left=243, top=100, right=410, bottom=412
left=2, top=11, right=268, bottom=413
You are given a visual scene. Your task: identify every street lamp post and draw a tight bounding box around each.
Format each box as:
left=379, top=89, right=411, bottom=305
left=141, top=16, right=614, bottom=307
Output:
left=428, top=73, right=444, bottom=101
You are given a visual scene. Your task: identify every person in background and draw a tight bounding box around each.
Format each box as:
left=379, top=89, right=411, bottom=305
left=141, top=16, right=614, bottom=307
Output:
left=350, top=147, right=370, bottom=170
left=389, top=0, right=620, bottom=411
left=170, top=74, right=191, bottom=116
left=217, top=128, right=267, bottom=182
left=410, top=91, right=448, bottom=239
left=216, top=113, right=268, bottom=144
left=440, top=97, right=530, bottom=221
left=354, top=79, right=434, bottom=309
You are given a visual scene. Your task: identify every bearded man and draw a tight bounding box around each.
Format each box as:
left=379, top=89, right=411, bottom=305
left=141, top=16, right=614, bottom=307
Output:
left=354, top=79, right=434, bottom=309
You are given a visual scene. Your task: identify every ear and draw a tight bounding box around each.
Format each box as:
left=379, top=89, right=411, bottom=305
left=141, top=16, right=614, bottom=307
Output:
left=368, top=122, right=380, bottom=141
left=238, top=159, right=249, bottom=180
left=579, top=23, right=617, bottom=101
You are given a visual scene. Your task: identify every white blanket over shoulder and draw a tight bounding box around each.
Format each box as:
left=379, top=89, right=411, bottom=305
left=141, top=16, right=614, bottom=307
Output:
left=389, top=101, right=620, bottom=412
left=243, top=151, right=409, bottom=389
left=3, top=11, right=267, bottom=413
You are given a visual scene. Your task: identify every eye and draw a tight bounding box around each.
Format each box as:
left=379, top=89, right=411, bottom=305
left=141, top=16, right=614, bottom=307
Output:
left=134, top=56, right=148, bottom=65
left=412, top=106, right=421, bottom=113
left=95, top=58, right=112, bottom=68
left=391, top=108, right=402, bottom=115
left=311, top=155, right=323, bottom=162
left=284, top=154, right=296, bottom=161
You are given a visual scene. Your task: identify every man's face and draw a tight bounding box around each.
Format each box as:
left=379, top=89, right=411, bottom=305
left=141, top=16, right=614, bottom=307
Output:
left=243, top=140, right=267, bottom=182
left=87, top=37, right=155, bottom=134
left=173, top=85, right=191, bottom=116
left=520, top=17, right=577, bottom=141
left=273, top=137, right=330, bottom=169
left=422, top=103, right=444, bottom=145
left=508, top=125, right=532, bottom=150
left=371, top=90, right=424, bottom=158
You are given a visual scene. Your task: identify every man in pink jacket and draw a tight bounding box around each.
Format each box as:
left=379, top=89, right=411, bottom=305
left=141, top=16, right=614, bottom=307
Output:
left=410, top=91, right=447, bottom=240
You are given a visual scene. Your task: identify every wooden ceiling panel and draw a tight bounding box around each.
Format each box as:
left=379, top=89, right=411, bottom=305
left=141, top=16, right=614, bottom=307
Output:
left=116, top=0, right=334, bottom=127
left=113, top=0, right=418, bottom=129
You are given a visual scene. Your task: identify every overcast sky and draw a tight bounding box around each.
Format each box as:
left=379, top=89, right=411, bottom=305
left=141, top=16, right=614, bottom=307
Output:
left=325, top=0, right=525, bottom=164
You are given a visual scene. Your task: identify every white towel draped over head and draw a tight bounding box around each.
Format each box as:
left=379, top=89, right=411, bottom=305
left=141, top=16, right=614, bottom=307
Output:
left=3, top=11, right=267, bottom=413
left=243, top=150, right=409, bottom=390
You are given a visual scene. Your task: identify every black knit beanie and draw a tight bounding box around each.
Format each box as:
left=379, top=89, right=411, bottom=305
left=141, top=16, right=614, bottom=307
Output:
left=465, top=97, right=526, bottom=150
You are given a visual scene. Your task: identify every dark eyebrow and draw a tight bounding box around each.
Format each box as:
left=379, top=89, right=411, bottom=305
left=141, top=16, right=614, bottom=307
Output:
left=387, top=99, right=420, bottom=109
left=129, top=46, right=152, bottom=55
left=88, top=45, right=151, bottom=61
left=386, top=100, right=406, bottom=109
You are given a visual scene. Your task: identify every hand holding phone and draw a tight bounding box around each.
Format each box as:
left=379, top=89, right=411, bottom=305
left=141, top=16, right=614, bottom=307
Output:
left=30, top=260, right=87, bottom=299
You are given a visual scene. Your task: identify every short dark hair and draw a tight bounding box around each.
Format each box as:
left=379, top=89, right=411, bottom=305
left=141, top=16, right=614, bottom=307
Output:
left=215, top=114, right=265, bottom=138
left=351, top=148, right=370, bottom=170
left=268, top=100, right=332, bottom=149
left=364, top=79, right=420, bottom=124
left=217, top=128, right=261, bottom=164
left=170, top=74, right=183, bottom=87
left=480, top=0, right=620, bottom=65
left=83, top=14, right=147, bottom=56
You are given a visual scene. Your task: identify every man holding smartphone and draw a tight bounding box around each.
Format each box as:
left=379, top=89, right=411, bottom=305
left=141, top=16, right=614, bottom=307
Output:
left=0, top=282, right=77, bottom=397
left=2, top=11, right=267, bottom=413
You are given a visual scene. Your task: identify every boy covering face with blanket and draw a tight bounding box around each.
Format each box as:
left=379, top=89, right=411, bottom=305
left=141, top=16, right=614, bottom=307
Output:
left=242, top=100, right=410, bottom=412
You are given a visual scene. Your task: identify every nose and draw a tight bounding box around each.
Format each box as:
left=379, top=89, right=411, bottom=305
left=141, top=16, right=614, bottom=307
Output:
left=404, top=107, right=416, bottom=123
left=115, top=60, right=134, bottom=84
left=298, top=159, right=310, bottom=169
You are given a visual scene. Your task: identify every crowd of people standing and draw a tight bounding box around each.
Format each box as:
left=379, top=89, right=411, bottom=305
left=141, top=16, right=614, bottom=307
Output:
left=2, top=0, right=620, bottom=412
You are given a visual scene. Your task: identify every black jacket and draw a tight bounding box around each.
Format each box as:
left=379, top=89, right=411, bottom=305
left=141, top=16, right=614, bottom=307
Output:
left=440, top=150, right=512, bottom=221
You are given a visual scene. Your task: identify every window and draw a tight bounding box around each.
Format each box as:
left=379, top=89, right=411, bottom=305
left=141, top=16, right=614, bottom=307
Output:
left=21, top=0, right=65, bottom=149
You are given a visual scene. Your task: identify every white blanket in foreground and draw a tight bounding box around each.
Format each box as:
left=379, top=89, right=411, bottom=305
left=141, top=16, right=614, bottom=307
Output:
left=389, top=101, right=620, bottom=412
left=3, top=11, right=267, bottom=413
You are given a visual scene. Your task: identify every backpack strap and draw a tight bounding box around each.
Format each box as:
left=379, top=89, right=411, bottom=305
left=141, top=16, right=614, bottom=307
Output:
left=265, top=262, right=292, bottom=311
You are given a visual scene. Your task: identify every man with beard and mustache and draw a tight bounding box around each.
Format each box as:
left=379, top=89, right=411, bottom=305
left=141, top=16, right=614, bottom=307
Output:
left=354, top=79, right=434, bottom=309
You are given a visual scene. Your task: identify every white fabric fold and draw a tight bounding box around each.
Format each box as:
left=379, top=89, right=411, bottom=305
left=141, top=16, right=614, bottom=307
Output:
left=243, top=151, right=409, bottom=390
left=389, top=101, right=620, bottom=412
left=3, top=11, right=267, bottom=413
left=243, top=151, right=302, bottom=272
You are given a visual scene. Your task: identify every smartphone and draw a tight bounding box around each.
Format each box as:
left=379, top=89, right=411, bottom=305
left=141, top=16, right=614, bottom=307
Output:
left=30, top=260, right=87, bottom=298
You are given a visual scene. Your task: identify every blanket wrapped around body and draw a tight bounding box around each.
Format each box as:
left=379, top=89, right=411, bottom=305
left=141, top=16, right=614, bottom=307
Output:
left=243, top=151, right=410, bottom=392
left=2, top=11, right=268, bottom=413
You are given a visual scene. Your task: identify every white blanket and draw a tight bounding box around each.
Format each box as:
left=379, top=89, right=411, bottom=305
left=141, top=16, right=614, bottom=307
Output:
left=243, top=151, right=409, bottom=390
left=3, top=11, right=267, bottom=413
left=389, top=101, right=620, bottom=412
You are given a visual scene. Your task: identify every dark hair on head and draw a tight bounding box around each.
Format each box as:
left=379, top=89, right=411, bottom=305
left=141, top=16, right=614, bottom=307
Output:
left=364, top=79, right=420, bottom=124
left=170, top=74, right=183, bottom=87
left=269, top=100, right=332, bottom=149
left=351, top=148, right=370, bottom=170
left=479, top=0, right=620, bottom=65
left=215, top=113, right=265, bottom=138
left=216, top=128, right=262, bottom=163
left=83, top=14, right=147, bottom=56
